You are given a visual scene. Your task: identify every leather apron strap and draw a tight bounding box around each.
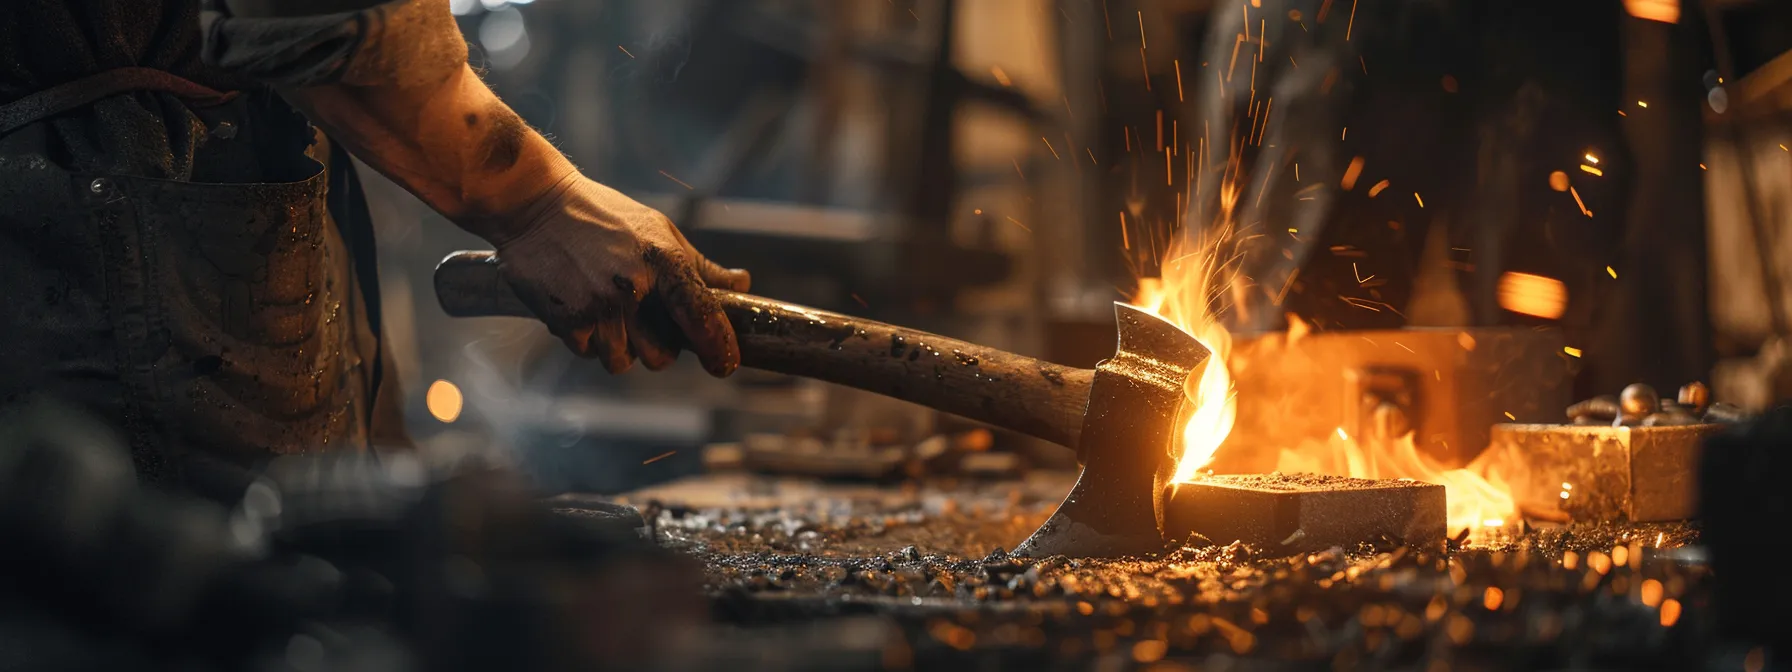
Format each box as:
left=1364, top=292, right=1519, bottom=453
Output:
left=0, top=66, right=240, bottom=136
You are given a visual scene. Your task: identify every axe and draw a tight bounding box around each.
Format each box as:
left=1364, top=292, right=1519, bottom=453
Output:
left=433, top=251, right=1211, bottom=558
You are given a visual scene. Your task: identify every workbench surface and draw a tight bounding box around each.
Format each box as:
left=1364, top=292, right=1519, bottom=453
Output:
left=555, top=472, right=1721, bottom=670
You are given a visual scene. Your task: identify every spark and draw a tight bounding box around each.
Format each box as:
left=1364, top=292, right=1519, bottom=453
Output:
left=1272, top=267, right=1300, bottom=306
left=1013, top=159, right=1026, bottom=179
left=1569, top=186, right=1591, bottom=217
left=1637, top=100, right=1649, bottom=108
left=617, top=45, right=635, bottom=58
left=1119, top=211, right=1130, bottom=249
left=1250, top=49, right=1258, bottom=96
left=1138, top=10, right=1148, bottom=49
left=1504, top=411, right=1516, bottom=420
left=1660, top=599, right=1682, bottom=627
left=1699, top=163, right=1707, bottom=170
left=1395, top=342, right=1415, bottom=353
left=1006, top=216, right=1031, bottom=232
left=1346, top=0, right=1358, bottom=39
left=1342, top=126, right=1348, bottom=140
left=1141, top=48, right=1152, bottom=90
left=1042, top=137, right=1061, bottom=160
left=642, top=450, right=677, bottom=465
left=1564, top=346, right=1583, bottom=357
left=1352, top=262, right=1374, bottom=284
left=1563, top=482, right=1574, bottom=490
left=658, top=170, right=695, bottom=190
left=1336, top=427, right=1348, bottom=440
left=1341, top=296, right=1404, bottom=316
left=1175, top=59, right=1185, bottom=101
left=1585, top=153, right=1600, bottom=164
left=1368, top=179, right=1390, bottom=197
left=990, top=66, right=1012, bottom=87
left=1257, top=98, right=1275, bottom=145
left=1341, top=156, right=1365, bottom=190
left=1607, top=266, right=1618, bottom=278
left=1581, top=165, right=1604, bottom=176
left=1414, top=192, right=1425, bottom=207
left=1228, top=34, right=1246, bottom=82
left=1087, top=147, right=1099, bottom=164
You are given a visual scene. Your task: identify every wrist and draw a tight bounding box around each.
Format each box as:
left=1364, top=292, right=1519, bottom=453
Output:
left=452, top=146, right=580, bottom=246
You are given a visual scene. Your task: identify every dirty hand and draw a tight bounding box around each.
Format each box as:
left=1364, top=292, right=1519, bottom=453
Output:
left=489, top=173, right=751, bottom=376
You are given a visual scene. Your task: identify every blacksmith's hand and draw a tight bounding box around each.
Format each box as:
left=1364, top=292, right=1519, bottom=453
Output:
left=489, top=173, right=750, bottom=376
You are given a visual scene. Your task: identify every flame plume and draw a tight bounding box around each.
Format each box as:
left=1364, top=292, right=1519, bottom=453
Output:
left=1130, top=135, right=1519, bottom=535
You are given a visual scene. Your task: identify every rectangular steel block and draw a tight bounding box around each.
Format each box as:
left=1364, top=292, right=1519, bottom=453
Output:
left=1491, top=423, right=1725, bottom=522
left=1164, top=474, right=1447, bottom=552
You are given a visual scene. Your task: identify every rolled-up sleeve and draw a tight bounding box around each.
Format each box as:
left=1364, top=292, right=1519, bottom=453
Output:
left=200, top=0, right=468, bottom=89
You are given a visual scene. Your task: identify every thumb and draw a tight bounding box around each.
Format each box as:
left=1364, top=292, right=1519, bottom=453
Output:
left=689, top=250, right=751, bottom=292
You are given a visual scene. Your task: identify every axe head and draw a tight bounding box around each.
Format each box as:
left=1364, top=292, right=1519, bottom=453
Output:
left=1012, top=302, right=1211, bottom=558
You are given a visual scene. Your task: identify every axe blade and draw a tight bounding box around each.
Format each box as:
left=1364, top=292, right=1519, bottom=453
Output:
left=1012, top=302, right=1210, bottom=558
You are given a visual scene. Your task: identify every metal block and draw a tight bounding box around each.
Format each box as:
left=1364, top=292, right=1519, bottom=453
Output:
left=1164, top=474, right=1446, bottom=553
left=1216, top=327, right=1572, bottom=471
left=1492, top=423, right=1726, bottom=522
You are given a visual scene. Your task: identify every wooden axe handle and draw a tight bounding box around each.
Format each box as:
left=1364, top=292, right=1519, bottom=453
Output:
left=434, top=251, right=1094, bottom=449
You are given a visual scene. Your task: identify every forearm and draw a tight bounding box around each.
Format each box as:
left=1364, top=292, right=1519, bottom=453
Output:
left=203, top=0, right=571, bottom=242
left=279, top=65, right=576, bottom=241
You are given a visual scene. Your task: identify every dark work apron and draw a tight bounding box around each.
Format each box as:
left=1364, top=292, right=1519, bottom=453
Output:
left=0, top=67, right=402, bottom=486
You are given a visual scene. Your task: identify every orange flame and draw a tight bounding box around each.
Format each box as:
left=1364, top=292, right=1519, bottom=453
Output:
left=1273, top=430, right=1518, bottom=532
left=1133, top=275, right=1236, bottom=480
left=1133, top=145, right=1518, bottom=535
left=1132, top=181, right=1245, bottom=481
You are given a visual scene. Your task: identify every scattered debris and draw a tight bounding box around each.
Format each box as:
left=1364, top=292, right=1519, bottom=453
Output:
left=631, top=474, right=1714, bottom=669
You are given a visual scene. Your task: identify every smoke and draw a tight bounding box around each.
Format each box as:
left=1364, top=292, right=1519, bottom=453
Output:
left=627, top=0, right=698, bottom=83
left=440, top=324, right=563, bottom=470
